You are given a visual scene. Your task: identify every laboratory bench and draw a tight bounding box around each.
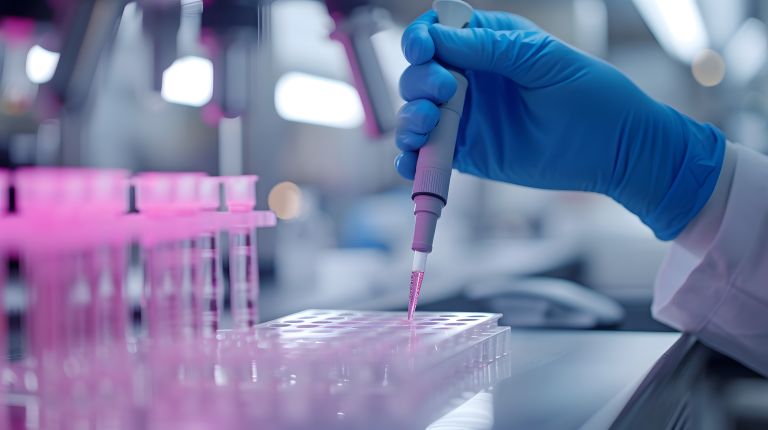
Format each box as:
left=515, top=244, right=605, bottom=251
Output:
left=258, top=277, right=766, bottom=429
left=433, top=330, right=767, bottom=430
left=256, top=275, right=767, bottom=428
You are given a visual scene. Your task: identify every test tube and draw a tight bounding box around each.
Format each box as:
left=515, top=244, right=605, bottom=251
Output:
left=224, top=175, right=260, bottom=330
left=14, top=169, right=92, bottom=357
left=135, top=173, right=179, bottom=340
left=54, top=171, right=96, bottom=356
left=0, top=169, right=7, bottom=428
left=12, top=165, right=50, bottom=313
left=134, top=172, right=205, bottom=340
left=12, top=169, right=127, bottom=428
left=176, top=173, right=204, bottom=339
left=0, top=169, right=7, bottom=215
left=14, top=167, right=61, bottom=217
left=14, top=169, right=81, bottom=422
left=83, top=169, right=130, bottom=348
left=195, top=176, right=224, bottom=336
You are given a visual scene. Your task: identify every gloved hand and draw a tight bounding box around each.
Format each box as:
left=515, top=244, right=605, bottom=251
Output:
left=395, top=10, right=725, bottom=240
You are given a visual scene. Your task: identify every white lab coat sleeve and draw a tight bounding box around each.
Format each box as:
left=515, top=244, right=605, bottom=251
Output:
left=653, top=142, right=768, bottom=377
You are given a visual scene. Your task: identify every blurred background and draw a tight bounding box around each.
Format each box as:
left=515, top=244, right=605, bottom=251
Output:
left=1, top=0, right=766, bottom=326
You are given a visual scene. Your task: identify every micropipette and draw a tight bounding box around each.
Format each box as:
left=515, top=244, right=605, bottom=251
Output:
left=408, top=0, right=473, bottom=320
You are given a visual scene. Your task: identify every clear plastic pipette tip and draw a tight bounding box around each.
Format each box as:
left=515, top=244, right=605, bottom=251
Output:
left=408, top=251, right=428, bottom=320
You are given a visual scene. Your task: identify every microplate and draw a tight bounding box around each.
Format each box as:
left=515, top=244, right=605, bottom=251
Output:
left=237, top=309, right=514, bottom=429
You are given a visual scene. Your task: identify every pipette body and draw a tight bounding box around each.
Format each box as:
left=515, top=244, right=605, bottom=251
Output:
left=408, top=0, right=473, bottom=319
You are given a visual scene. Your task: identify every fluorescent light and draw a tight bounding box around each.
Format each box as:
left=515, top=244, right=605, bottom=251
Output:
left=25, top=44, right=60, bottom=84
left=161, top=56, right=213, bottom=107
left=633, top=0, right=709, bottom=63
left=274, top=72, right=364, bottom=129
left=271, top=1, right=348, bottom=79
left=724, top=18, right=768, bottom=84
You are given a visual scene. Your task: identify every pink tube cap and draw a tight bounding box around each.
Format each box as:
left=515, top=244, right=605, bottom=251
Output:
left=223, top=175, right=259, bottom=212
left=133, top=172, right=207, bottom=216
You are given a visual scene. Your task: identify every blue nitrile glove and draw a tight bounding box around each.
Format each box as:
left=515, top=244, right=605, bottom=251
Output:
left=395, top=10, right=725, bottom=240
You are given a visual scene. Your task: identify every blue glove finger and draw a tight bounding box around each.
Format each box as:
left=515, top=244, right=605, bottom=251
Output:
left=396, top=130, right=429, bottom=152
left=395, top=99, right=439, bottom=152
left=402, top=10, right=438, bottom=65
left=428, top=24, right=558, bottom=87
left=397, top=99, right=440, bottom=134
left=395, top=151, right=419, bottom=180
left=401, top=10, right=537, bottom=66
left=399, top=61, right=457, bottom=103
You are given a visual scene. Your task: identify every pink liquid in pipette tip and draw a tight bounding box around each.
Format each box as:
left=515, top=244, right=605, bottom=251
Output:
left=407, top=271, right=424, bottom=320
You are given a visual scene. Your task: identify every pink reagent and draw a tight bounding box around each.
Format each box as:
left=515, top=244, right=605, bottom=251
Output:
left=407, top=271, right=424, bottom=320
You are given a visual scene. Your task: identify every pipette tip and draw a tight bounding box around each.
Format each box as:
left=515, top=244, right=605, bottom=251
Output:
left=408, top=251, right=428, bottom=320
left=408, top=251, right=429, bottom=321
left=407, top=270, right=424, bottom=320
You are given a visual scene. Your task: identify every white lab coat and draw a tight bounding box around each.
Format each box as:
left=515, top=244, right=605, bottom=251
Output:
left=653, top=142, right=768, bottom=376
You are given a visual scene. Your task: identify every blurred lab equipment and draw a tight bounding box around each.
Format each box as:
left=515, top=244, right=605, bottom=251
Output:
left=466, top=277, right=625, bottom=329
left=201, top=0, right=267, bottom=119
left=325, top=0, right=398, bottom=137
left=30, top=0, right=127, bottom=165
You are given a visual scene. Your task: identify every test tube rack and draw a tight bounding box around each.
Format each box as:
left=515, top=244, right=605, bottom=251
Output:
left=0, top=168, right=512, bottom=429
left=0, top=168, right=277, bottom=429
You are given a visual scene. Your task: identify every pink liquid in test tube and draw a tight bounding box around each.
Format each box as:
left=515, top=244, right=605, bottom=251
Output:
left=407, top=271, right=425, bottom=320
left=0, top=169, right=5, bottom=424
left=146, top=239, right=186, bottom=340
left=229, top=229, right=258, bottom=329
left=0, top=169, right=7, bottom=214
left=224, top=175, right=260, bottom=329
left=196, top=230, right=222, bottom=335
left=83, top=170, right=129, bottom=348
left=134, top=172, right=205, bottom=340
left=84, top=169, right=130, bottom=347
left=87, top=237, right=129, bottom=349
left=175, top=174, right=205, bottom=339
left=196, top=176, right=223, bottom=336
left=0, top=201, right=5, bottom=428
left=16, top=170, right=96, bottom=360
left=0, top=168, right=5, bottom=422
left=68, top=252, right=95, bottom=353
